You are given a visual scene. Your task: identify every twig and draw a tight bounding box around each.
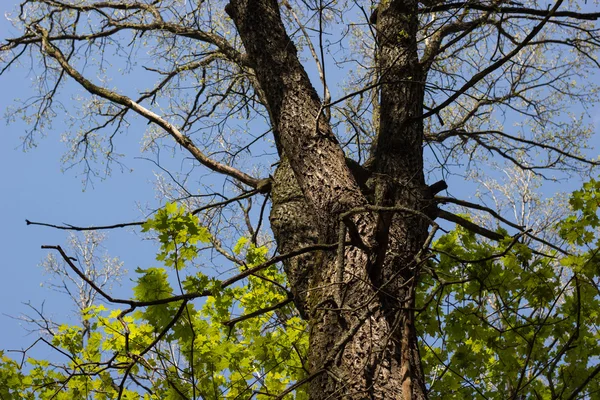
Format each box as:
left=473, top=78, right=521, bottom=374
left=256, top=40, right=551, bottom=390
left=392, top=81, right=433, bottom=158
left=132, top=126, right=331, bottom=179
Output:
left=27, top=219, right=143, bottom=231
left=222, top=298, right=293, bottom=328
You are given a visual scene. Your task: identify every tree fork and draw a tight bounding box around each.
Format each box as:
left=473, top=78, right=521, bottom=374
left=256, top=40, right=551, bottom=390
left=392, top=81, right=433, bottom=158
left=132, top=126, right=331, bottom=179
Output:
left=226, top=0, right=430, bottom=398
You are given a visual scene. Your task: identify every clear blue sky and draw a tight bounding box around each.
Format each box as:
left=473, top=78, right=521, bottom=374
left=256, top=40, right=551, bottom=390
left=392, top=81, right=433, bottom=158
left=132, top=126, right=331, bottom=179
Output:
left=0, top=12, right=162, bottom=351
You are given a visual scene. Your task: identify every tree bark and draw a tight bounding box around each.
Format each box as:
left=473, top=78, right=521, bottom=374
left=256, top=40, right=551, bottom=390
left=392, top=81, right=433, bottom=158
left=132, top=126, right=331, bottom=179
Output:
left=226, top=0, right=430, bottom=398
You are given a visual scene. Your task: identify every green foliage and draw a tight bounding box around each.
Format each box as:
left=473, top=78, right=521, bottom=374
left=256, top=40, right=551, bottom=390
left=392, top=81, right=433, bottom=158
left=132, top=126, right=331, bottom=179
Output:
left=560, top=178, right=600, bottom=246
left=4, top=180, right=600, bottom=398
left=141, top=202, right=211, bottom=269
left=418, top=180, right=600, bottom=399
left=0, top=203, right=308, bottom=399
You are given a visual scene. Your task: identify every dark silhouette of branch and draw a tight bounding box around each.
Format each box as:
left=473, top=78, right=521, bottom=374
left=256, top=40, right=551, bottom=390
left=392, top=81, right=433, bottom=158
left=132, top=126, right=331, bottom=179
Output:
left=422, top=2, right=600, bottom=21
left=436, top=196, right=524, bottom=230
left=27, top=219, right=144, bottom=231
left=422, top=0, right=565, bottom=120
left=222, top=298, right=293, bottom=328
left=41, top=242, right=339, bottom=308
left=25, top=190, right=265, bottom=232
left=437, top=209, right=505, bottom=241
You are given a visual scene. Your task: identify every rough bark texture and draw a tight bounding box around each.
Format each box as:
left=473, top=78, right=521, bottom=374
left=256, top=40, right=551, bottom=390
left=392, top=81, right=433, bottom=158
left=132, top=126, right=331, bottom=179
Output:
left=227, top=0, right=430, bottom=398
left=270, top=157, right=319, bottom=319
left=270, top=157, right=375, bottom=319
left=368, top=1, right=430, bottom=398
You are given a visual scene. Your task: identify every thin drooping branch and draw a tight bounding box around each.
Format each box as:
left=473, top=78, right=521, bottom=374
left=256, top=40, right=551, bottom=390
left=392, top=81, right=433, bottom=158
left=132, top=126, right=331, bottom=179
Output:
left=41, top=245, right=124, bottom=305
left=428, top=129, right=600, bottom=167
left=479, top=130, right=599, bottom=167
left=436, top=196, right=524, bottom=231
left=432, top=232, right=525, bottom=266
left=41, top=242, right=339, bottom=308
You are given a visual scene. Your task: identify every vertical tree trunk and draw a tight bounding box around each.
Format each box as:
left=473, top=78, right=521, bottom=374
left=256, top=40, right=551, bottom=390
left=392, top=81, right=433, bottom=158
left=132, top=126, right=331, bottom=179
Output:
left=227, top=0, right=430, bottom=398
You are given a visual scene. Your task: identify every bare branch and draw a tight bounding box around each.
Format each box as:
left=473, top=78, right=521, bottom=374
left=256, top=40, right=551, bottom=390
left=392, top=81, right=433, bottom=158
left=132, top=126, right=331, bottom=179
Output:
left=437, top=209, right=506, bottom=241
left=422, top=0, right=566, bottom=120
left=33, top=24, right=261, bottom=189
left=222, top=297, right=293, bottom=328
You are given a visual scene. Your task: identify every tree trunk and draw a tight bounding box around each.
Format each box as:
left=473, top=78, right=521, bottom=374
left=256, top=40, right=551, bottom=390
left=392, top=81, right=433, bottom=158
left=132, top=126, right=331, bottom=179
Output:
left=227, top=0, right=430, bottom=398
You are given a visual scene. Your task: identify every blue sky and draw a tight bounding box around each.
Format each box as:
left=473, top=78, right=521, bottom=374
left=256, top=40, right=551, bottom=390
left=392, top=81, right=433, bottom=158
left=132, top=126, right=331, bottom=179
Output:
left=0, top=15, right=162, bottom=351
left=0, top=85, right=160, bottom=351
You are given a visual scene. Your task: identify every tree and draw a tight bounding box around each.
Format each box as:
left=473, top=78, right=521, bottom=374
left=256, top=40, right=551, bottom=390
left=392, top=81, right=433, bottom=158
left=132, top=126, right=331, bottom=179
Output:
left=13, top=232, right=125, bottom=339
left=1, top=0, right=600, bottom=399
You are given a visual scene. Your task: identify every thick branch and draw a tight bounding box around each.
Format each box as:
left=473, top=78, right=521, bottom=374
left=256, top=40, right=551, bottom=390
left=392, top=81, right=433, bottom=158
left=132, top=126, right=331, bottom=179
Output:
left=422, top=2, right=600, bottom=21
left=437, top=209, right=505, bottom=241
left=34, top=25, right=260, bottom=189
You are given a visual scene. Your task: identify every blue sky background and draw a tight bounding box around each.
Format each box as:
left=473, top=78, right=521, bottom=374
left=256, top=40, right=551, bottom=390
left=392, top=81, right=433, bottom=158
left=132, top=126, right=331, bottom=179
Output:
left=0, top=11, right=162, bottom=352
left=1, top=1, right=600, bottom=357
